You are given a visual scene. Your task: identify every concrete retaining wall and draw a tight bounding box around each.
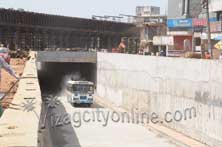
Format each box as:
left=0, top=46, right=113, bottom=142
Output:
left=0, top=52, right=42, bottom=147
left=97, top=52, right=222, bottom=146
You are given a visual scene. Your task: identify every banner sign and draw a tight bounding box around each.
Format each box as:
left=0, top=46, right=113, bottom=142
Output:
left=210, top=22, right=222, bottom=32
left=167, top=19, right=192, bottom=28
left=193, top=19, right=207, bottom=26
left=193, top=18, right=216, bottom=27
left=153, top=36, right=174, bottom=46
left=168, top=18, right=217, bottom=28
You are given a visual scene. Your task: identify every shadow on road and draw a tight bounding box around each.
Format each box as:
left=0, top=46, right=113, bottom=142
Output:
left=71, top=102, right=103, bottom=109
left=38, top=96, right=81, bottom=147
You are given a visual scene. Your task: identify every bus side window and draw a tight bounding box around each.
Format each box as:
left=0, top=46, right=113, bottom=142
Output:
left=90, top=86, right=93, bottom=91
left=73, top=85, right=77, bottom=91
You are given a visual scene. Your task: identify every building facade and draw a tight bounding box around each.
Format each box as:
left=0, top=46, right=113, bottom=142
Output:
left=136, top=6, right=160, bottom=17
left=166, top=0, right=214, bottom=57
left=135, top=6, right=167, bottom=55
left=168, top=0, right=202, bottom=19
left=210, top=0, right=222, bottom=14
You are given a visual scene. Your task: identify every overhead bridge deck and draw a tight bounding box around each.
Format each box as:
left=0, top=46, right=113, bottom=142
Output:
left=37, top=51, right=97, bottom=63
left=0, top=9, right=139, bottom=50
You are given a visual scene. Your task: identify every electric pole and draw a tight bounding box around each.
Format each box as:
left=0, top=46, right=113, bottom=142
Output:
left=202, top=0, right=213, bottom=58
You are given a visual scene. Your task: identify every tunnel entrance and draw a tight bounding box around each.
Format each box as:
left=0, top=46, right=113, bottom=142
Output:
left=38, top=62, right=97, bottom=95
left=36, top=52, right=97, bottom=147
left=37, top=51, right=97, bottom=95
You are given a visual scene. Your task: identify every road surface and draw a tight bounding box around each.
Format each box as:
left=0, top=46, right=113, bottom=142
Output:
left=38, top=95, right=183, bottom=147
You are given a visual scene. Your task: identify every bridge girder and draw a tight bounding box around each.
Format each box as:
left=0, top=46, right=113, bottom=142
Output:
left=0, top=9, right=139, bottom=50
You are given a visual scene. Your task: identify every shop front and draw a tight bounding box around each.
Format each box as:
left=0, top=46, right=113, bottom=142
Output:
left=210, top=21, right=222, bottom=58
left=167, top=19, right=193, bottom=56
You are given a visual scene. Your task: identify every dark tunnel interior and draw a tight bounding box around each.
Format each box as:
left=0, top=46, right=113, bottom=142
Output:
left=37, top=62, right=97, bottom=95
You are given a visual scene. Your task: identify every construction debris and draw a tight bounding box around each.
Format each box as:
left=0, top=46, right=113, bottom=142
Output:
left=10, top=49, right=29, bottom=59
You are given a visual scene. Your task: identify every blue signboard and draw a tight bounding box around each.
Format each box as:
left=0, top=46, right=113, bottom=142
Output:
left=167, top=19, right=193, bottom=28
left=167, top=18, right=217, bottom=28
left=209, top=17, right=217, bottom=22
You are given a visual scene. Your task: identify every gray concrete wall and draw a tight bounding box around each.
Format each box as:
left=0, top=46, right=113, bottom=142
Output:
left=0, top=52, right=42, bottom=147
left=97, top=52, right=222, bottom=146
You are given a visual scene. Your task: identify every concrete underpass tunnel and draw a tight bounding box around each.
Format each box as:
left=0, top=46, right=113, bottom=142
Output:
left=37, top=62, right=97, bottom=94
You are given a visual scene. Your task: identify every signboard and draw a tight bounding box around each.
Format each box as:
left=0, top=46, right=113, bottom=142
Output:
left=210, top=22, right=222, bottom=33
left=201, top=33, right=221, bottom=40
left=153, top=36, right=174, bottom=46
left=168, top=18, right=217, bottom=28
left=193, top=18, right=216, bottom=26
left=167, top=19, right=193, bottom=28
left=193, top=18, right=207, bottom=26
left=167, top=31, right=192, bottom=36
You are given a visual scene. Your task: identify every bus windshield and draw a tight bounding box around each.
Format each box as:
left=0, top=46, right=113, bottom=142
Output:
left=73, top=84, right=94, bottom=93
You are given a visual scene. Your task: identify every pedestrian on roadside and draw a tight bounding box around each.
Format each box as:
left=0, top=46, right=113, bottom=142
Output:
left=205, top=52, right=211, bottom=59
left=219, top=53, right=222, bottom=60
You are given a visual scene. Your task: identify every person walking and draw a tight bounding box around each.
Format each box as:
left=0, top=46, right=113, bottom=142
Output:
left=205, top=52, right=211, bottom=59
left=219, top=53, right=222, bottom=60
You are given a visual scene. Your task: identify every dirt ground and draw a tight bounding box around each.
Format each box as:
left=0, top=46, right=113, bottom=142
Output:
left=0, top=58, right=26, bottom=109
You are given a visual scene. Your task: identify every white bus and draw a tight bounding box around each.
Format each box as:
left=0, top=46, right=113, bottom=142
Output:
left=66, top=80, right=94, bottom=107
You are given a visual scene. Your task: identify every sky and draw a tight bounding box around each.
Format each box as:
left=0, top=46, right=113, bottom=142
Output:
left=0, top=0, right=167, bottom=18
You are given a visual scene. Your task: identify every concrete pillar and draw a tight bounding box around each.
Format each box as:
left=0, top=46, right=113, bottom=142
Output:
left=182, top=0, right=185, bottom=15
left=59, top=33, right=64, bottom=48
left=97, top=36, right=100, bottom=49
left=85, top=34, right=90, bottom=50
left=107, top=36, right=112, bottom=50
left=89, top=36, right=94, bottom=49
left=15, top=29, right=20, bottom=49
left=64, top=33, right=70, bottom=48
left=48, top=32, right=53, bottom=49
left=0, top=28, right=3, bottom=44
left=29, top=31, right=34, bottom=50
left=54, top=32, right=59, bottom=49
left=183, top=0, right=190, bottom=18
left=42, top=31, right=48, bottom=50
